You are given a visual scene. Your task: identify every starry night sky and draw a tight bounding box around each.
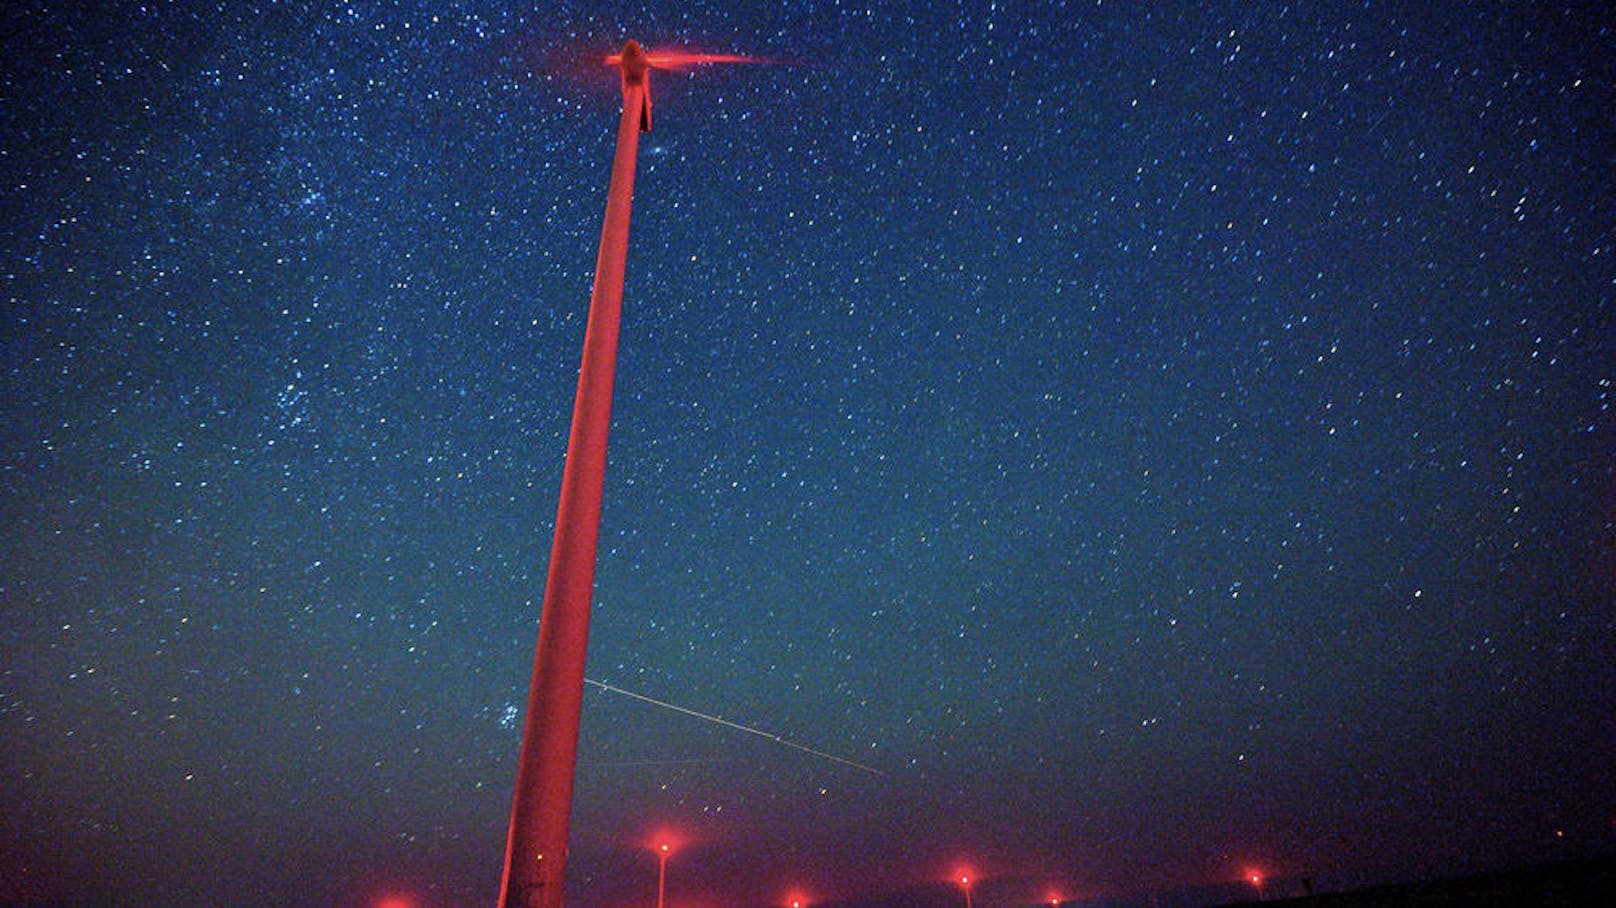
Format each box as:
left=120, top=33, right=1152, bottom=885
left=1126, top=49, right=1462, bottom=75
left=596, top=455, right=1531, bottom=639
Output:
left=3, top=2, right=1614, bottom=907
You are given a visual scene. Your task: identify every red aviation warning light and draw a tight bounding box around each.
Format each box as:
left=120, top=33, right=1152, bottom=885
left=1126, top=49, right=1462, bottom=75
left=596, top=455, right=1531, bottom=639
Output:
left=952, top=868, right=976, bottom=908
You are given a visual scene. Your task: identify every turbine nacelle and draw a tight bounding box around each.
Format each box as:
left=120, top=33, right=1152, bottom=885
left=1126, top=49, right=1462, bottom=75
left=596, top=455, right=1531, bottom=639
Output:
left=604, top=41, right=775, bottom=133
left=605, top=40, right=653, bottom=132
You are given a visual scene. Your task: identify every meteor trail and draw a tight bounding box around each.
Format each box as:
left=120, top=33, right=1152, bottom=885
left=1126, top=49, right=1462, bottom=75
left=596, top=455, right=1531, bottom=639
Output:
left=585, top=677, right=887, bottom=776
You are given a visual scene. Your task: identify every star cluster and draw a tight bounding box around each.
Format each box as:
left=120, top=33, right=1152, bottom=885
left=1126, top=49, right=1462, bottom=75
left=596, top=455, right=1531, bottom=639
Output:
left=3, top=2, right=1613, bottom=907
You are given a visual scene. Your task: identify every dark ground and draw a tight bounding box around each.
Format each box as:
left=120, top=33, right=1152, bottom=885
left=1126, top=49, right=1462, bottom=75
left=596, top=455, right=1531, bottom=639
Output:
left=1212, top=854, right=1616, bottom=908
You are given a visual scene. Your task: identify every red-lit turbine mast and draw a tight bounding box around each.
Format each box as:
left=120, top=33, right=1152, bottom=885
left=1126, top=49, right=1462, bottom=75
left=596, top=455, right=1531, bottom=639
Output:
left=497, top=38, right=768, bottom=908
left=496, top=40, right=651, bottom=908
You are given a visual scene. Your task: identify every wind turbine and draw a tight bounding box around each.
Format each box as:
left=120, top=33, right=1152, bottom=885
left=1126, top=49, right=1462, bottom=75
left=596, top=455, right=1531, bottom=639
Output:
left=496, top=40, right=765, bottom=908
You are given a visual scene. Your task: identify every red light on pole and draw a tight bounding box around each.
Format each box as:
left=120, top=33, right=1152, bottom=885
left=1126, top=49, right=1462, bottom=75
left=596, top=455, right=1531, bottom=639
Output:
left=1246, top=869, right=1265, bottom=901
left=645, top=832, right=684, bottom=908
left=656, top=842, right=672, bottom=908
left=956, top=874, right=974, bottom=908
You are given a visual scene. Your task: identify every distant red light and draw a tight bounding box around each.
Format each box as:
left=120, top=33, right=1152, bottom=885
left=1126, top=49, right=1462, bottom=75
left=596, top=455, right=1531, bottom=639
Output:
left=950, top=868, right=976, bottom=908
left=646, top=827, right=685, bottom=855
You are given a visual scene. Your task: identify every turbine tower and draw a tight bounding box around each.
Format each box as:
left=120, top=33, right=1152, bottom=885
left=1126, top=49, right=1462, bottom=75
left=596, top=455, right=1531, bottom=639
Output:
left=497, top=39, right=652, bottom=908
